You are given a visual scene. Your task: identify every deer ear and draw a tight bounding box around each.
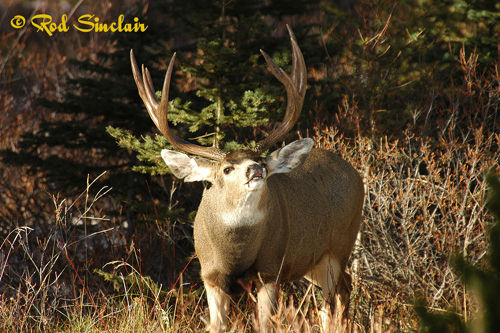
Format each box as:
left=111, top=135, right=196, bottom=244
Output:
left=161, top=150, right=215, bottom=182
left=266, top=138, right=314, bottom=175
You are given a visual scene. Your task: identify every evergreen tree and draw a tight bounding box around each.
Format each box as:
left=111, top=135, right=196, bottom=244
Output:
left=2, top=0, right=330, bottom=227
left=107, top=0, right=325, bottom=176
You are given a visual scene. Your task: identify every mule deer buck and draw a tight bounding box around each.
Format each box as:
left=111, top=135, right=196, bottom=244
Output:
left=130, top=26, right=364, bottom=332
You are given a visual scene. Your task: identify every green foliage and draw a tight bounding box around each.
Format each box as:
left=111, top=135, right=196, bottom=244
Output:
left=95, top=268, right=169, bottom=299
left=110, top=0, right=324, bottom=176
left=321, top=0, right=499, bottom=135
left=416, top=171, right=500, bottom=332
left=154, top=1, right=285, bottom=149
left=462, top=171, right=500, bottom=332
left=106, top=126, right=171, bottom=176
left=453, top=0, right=499, bottom=63
left=415, top=300, right=466, bottom=333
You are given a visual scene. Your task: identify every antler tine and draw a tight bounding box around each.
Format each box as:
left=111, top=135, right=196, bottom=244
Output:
left=287, top=25, right=307, bottom=113
left=142, top=66, right=158, bottom=112
left=130, top=50, right=226, bottom=161
left=131, top=52, right=157, bottom=127
left=255, top=25, right=307, bottom=152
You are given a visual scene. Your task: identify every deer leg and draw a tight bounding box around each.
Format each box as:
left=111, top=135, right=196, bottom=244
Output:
left=336, top=270, right=352, bottom=320
left=257, top=282, right=278, bottom=332
left=205, top=283, right=230, bottom=333
left=304, top=255, right=342, bottom=333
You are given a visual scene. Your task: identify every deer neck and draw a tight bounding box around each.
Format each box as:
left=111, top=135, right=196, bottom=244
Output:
left=219, top=185, right=269, bottom=228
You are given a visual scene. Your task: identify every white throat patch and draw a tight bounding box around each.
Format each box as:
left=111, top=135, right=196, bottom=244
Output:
left=220, top=190, right=265, bottom=227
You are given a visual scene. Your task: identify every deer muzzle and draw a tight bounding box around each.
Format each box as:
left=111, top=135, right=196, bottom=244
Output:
left=246, top=164, right=266, bottom=184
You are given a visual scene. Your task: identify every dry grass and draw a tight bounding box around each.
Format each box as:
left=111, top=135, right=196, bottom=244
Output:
left=1, top=0, right=498, bottom=332
left=316, top=128, right=497, bottom=331
left=1, top=125, right=497, bottom=331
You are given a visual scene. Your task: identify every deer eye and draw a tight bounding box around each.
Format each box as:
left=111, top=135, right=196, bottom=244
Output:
left=223, top=167, right=234, bottom=175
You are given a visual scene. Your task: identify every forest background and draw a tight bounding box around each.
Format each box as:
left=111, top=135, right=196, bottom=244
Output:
left=0, top=0, right=498, bottom=331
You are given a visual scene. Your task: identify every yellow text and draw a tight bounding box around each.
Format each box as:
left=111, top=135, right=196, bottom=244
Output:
left=74, top=15, right=148, bottom=33
left=31, top=14, right=69, bottom=36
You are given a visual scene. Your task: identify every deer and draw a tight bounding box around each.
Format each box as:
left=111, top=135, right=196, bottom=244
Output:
left=130, top=26, right=364, bottom=332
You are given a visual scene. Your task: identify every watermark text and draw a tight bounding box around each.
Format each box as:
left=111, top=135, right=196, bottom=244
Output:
left=11, top=14, right=148, bottom=35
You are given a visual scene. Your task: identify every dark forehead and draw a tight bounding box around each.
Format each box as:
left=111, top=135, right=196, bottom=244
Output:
left=224, top=149, right=260, bottom=163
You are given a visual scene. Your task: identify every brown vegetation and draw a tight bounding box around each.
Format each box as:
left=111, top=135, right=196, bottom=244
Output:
left=1, top=0, right=498, bottom=332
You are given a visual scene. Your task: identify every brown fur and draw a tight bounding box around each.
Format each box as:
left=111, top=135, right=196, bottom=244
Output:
left=194, top=148, right=364, bottom=295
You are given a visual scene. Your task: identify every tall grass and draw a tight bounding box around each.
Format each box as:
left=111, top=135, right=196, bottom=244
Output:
left=1, top=122, right=497, bottom=331
left=1, top=0, right=498, bottom=331
left=317, top=127, right=497, bottom=331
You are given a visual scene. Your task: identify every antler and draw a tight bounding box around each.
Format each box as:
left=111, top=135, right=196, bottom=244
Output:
left=130, top=50, right=226, bottom=161
left=131, top=25, right=306, bottom=159
left=254, top=25, right=307, bottom=153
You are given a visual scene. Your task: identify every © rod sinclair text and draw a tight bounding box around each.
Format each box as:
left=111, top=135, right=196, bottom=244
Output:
left=10, top=14, right=148, bottom=35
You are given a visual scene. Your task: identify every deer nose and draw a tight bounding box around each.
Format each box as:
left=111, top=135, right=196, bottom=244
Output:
left=246, top=164, right=265, bottom=179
